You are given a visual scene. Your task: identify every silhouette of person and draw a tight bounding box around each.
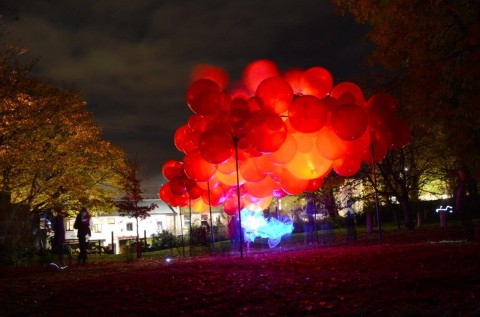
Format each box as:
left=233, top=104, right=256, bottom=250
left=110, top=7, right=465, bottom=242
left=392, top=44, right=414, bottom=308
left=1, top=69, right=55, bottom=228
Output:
left=455, top=170, right=475, bottom=242
left=345, top=199, right=357, bottom=242
left=228, top=216, right=240, bottom=253
left=51, top=207, right=67, bottom=267
left=304, top=196, right=315, bottom=244
left=74, top=207, right=91, bottom=264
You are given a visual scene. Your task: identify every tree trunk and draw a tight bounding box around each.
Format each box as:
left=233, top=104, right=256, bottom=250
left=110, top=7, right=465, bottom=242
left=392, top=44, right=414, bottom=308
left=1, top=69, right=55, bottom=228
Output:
left=400, top=198, right=414, bottom=230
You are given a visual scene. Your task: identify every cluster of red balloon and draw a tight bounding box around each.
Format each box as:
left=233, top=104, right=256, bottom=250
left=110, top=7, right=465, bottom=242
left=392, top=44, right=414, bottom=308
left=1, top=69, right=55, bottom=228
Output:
left=159, top=60, right=410, bottom=214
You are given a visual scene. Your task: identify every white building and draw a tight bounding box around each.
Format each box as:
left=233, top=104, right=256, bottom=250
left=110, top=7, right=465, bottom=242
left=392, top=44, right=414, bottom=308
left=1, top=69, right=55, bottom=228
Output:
left=64, top=199, right=228, bottom=254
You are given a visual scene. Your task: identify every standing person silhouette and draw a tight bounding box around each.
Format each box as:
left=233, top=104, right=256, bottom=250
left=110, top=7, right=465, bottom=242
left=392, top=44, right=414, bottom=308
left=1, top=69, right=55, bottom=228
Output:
left=51, top=207, right=67, bottom=267
left=455, top=170, right=475, bottom=242
left=74, top=207, right=91, bottom=264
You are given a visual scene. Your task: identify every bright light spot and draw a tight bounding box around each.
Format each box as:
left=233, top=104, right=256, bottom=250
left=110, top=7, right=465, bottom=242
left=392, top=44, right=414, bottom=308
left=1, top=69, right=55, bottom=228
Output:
left=241, top=208, right=293, bottom=248
left=165, top=258, right=172, bottom=263
left=436, top=205, right=453, bottom=213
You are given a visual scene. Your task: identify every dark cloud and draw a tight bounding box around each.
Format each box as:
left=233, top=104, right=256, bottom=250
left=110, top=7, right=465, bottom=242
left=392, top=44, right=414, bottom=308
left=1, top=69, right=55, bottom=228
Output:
left=2, top=0, right=370, bottom=197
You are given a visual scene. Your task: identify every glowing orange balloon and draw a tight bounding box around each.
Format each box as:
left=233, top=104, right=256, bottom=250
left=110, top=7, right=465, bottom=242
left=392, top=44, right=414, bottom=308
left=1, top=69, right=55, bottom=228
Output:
left=186, top=79, right=223, bottom=115
left=331, top=103, right=368, bottom=140
left=292, top=132, right=314, bottom=153
left=239, top=157, right=266, bottom=182
left=183, top=149, right=216, bottom=182
left=256, top=77, right=293, bottom=114
left=216, top=170, right=246, bottom=187
left=288, top=95, right=328, bottom=133
left=279, top=168, right=309, bottom=195
left=268, top=133, right=297, bottom=164
left=191, top=197, right=209, bottom=212
left=285, top=149, right=332, bottom=180
left=242, top=59, right=280, bottom=94
left=243, top=195, right=273, bottom=211
left=244, top=176, right=276, bottom=199
left=300, top=66, right=333, bottom=98
left=316, top=125, right=347, bottom=160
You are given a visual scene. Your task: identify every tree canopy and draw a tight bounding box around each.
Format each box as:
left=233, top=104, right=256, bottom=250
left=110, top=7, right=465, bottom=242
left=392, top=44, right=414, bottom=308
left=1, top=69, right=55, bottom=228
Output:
left=0, top=44, right=127, bottom=216
left=333, top=0, right=480, bottom=182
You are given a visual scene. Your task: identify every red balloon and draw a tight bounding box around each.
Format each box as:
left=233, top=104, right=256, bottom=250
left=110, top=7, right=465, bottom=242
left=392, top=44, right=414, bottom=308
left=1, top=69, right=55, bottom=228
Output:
left=198, top=127, right=234, bottom=164
left=387, top=117, right=411, bottom=150
left=283, top=68, right=304, bottom=95
left=333, top=155, right=361, bottom=177
left=305, top=177, right=324, bottom=192
left=361, top=139, right=388, bottom=164
left=239, top=157, right=266, bottom=182
left=268, top=133, right=297, bottom=164
left=187, top=114, right=210, bottom=132
left=330, top=82, right=366, bottom=107
left=242, top=59, right=280, bottom=94
left=201, top=185, right=225, bottom=206
left=183, top=149, right=217, bottom=182
left=366, top=93, right=397, bottom=113
left=169, top=176, right=189, bottom=195
left=190, top=64, right=229, bottom=90
left=162, top=160, right=183, bottom=180
left=186, top=79, right=222, bottom=115
left=255, top=77, right=294, bottom=114
left=244, top=176, right=276, bottom=199
left=300, top=66, right=333, bottom=98
left=173, top=125, right=189, bottom=153
left=288, top=95, right=328, bottom=133
left=245, top=111, right=287, bottom=153
left=331, top=103, right=368, bottom=140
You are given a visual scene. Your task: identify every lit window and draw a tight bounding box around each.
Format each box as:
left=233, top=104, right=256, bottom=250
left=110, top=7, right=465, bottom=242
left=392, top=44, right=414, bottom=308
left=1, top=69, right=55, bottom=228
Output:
left=107, top=218, right=115, bottom=224
left=66, top=218, right=75, bottom=231
left=157, top=221, right=163, bottom=232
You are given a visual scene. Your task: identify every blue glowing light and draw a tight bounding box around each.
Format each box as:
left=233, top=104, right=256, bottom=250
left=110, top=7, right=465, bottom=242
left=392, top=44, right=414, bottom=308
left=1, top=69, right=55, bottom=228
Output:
left=240, top=209, right=294, bottom=248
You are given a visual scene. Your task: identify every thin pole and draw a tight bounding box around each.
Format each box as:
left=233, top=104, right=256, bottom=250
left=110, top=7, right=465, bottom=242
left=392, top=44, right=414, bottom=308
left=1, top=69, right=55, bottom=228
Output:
left=188, top=197, right=193, bottom=257
left=179, top=208, right=185, bottom=257
left=207, top=181, right=215, bottom=254
left=234, top=137, right=244, bottom=258
left=371, top=141, right=382, bottom=244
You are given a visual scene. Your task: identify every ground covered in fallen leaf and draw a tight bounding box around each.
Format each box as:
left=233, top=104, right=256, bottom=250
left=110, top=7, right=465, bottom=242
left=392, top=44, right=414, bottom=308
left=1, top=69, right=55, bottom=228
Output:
left=1, top=222, right=480, bottom=317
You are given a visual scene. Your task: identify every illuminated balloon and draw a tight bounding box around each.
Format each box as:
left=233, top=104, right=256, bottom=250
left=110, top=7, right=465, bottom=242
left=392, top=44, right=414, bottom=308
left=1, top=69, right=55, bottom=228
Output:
left=169, top=176, right=188, bottom=195
left=186, top=179, right=203, bottom=199
left=300, top=66, right=333, bottom=98
left=201, top=185, right=225, bottom=206
left=330, top=82, right=366, bottom=107
left=245, top=111, right=287, bottom=153
left=216, top=170, right=246, bottom=187
left=173, top=125, right=189, bottom=153
left=162, top=159, right=183, bottom=180
left=333, top=155, right=361, bottom=177
left=255, top=77, right=293, bottom=114
left=191, top=197, right=210, bottom=212
left=186, top=79, right=222, bottom=115
left=305, top=177, right=324, bottom=192
left=198, top=127, right=234, bottom=164
left=344, top=130, right=371, bottom=159
left=183, top=149, right=216, bottom=182
left=283, top=68, right=304, bottom=95
left=331, top=103, right=368, bottom=140
left=288, top=95, right=328, bottom=133
left=252, top=155, right=277, bottom=175
left=190, top=64, right=230, bottom=90
left=244, top=176, right=276, bottom=199
left=292, top=132, right=314, bottom=153
left=316, top=125, right=347, bottom=160
left=285, top=149, right=332, bottom=180
left=279, top=168, right=309, bottom=195
left=242, top=59, right=280, bottom=94
left=239, top=157, right=266, bottom=182
left=268, top=133, right=297, bottom=164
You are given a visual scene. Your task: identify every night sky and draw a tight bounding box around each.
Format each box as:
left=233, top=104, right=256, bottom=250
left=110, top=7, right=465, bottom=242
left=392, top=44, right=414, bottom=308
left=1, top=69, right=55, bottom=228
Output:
left=2, top=0, right=370, bottom=197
